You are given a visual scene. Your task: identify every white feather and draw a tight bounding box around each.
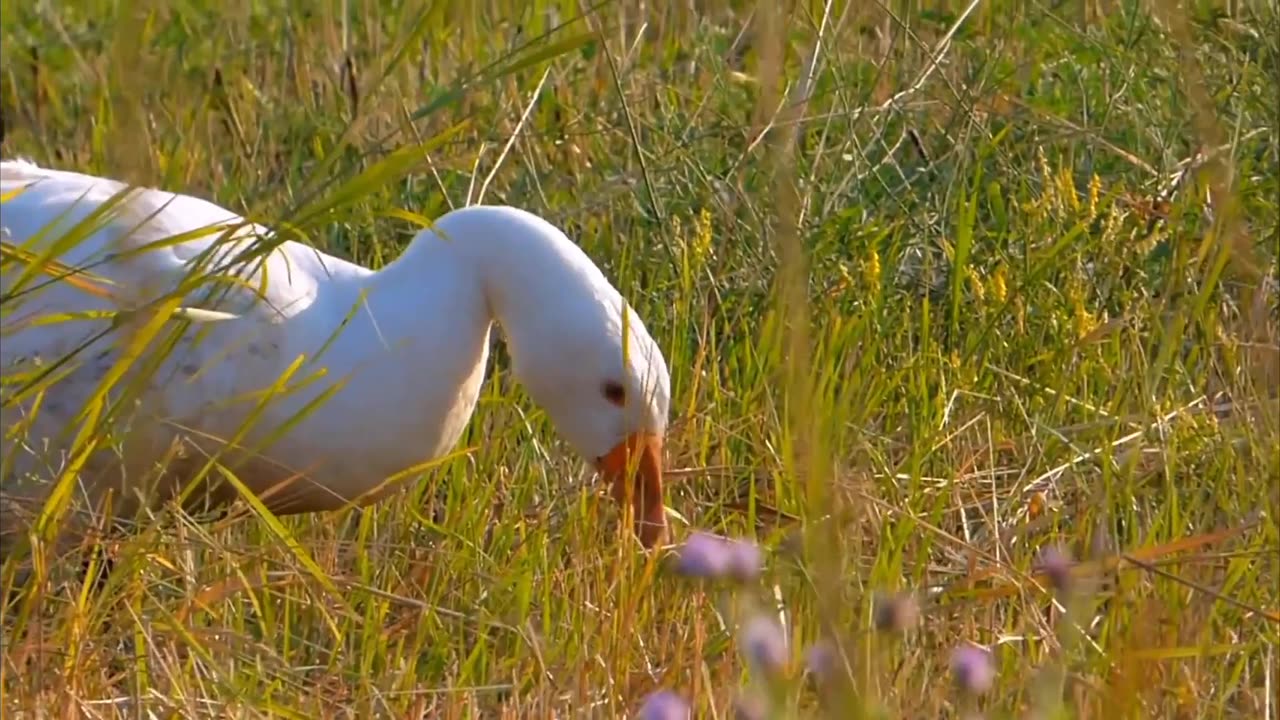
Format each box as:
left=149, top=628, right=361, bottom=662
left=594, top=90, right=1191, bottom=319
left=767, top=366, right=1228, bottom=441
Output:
left=0, top=160, right=672, bottom=555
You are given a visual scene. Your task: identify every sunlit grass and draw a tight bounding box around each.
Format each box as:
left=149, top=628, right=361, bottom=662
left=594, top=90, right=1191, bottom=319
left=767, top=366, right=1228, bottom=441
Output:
left=2, top=0, right=1277, bottom=717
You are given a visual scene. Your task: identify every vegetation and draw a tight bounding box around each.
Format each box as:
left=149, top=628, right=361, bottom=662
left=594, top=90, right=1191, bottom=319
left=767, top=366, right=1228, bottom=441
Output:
left=2, top=0, right=1277, bottom=717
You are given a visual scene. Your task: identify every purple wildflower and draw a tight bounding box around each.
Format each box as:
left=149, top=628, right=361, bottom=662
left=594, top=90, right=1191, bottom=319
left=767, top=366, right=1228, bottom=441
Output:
left=674, top=532, right=732, bottom=578
left=872, top=590, right=920, bottom=633
left=950, top=644, right=995, bottom=695
left=804, top=639, right=837, bottom=681
left=1034, top=545, right=1074, bottom=595
left=673, top=532, right=762, bottom=582
left=732, top=692, right=768, bottom=720
left=724, top=537, right=763, bottom=581
left=637, top=690, right=691, bottom=720
left=740, top=614, right=788, bottom=678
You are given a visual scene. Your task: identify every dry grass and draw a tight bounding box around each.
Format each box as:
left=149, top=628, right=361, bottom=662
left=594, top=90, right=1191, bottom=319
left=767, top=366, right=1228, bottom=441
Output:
left=1, top=0, right=1278, bottom=717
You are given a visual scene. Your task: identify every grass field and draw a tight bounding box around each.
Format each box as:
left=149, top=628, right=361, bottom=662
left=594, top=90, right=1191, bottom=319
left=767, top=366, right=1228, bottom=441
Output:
left=2, top=0, right=1278, bottom=717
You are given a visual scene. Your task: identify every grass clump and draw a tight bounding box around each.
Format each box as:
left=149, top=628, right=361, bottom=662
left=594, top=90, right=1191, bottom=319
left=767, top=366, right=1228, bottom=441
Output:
left=2, top=0, right=1278, bottom=717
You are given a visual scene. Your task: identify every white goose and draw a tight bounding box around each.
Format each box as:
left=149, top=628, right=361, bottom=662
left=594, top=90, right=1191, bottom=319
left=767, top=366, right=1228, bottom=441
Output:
left=0, top=159, right=671, bottom=560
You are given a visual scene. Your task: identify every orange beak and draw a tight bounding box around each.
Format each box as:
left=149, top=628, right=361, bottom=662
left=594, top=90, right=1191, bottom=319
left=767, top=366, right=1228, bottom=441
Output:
left=597, top=432, right=666, bottom=548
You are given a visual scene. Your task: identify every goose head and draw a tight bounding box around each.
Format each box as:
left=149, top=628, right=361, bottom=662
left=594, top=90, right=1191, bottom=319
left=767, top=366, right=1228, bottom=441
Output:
left=424, top=205, right=673, bottom=548
left=507, top=294, right=672, bottom=548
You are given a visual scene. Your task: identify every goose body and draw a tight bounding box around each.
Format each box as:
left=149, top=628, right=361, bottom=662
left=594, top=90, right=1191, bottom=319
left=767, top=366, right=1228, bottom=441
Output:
left=0, top=159, right=671, bottom=556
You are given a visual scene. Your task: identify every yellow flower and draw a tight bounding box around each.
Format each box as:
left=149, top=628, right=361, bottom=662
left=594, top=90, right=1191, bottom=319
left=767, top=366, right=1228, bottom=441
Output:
left=864, top=247, right=881, bottom=289
left=991, top=265, right=1008, bottom=304
left=1037, top=147, right=1055, bottom=212
left=969, top=268, right=985, bottom=302
left=1061, top=166, right=1079, bottom=213
left=692, top=207, right=714, bottom=265
left=1073, top=301, right=1098, bottom=340
left=1088, top=173, right=1102, bottom=221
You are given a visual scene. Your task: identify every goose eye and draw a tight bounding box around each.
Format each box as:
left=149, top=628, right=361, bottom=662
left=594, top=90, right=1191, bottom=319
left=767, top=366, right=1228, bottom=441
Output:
left=602, top=380, right=626, bottom=406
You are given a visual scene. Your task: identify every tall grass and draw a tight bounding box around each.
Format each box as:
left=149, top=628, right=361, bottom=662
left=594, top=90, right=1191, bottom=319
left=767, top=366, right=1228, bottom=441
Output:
left=1, top=0, right=1277, bottom=717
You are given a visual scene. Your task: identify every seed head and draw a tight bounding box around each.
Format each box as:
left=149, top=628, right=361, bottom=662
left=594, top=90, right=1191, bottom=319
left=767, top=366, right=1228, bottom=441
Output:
left=950, top=644, right=995, bottom=696
left=637, top=690, right=691, bottom=720
left=1090, top=519, right=1115, bottom=559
